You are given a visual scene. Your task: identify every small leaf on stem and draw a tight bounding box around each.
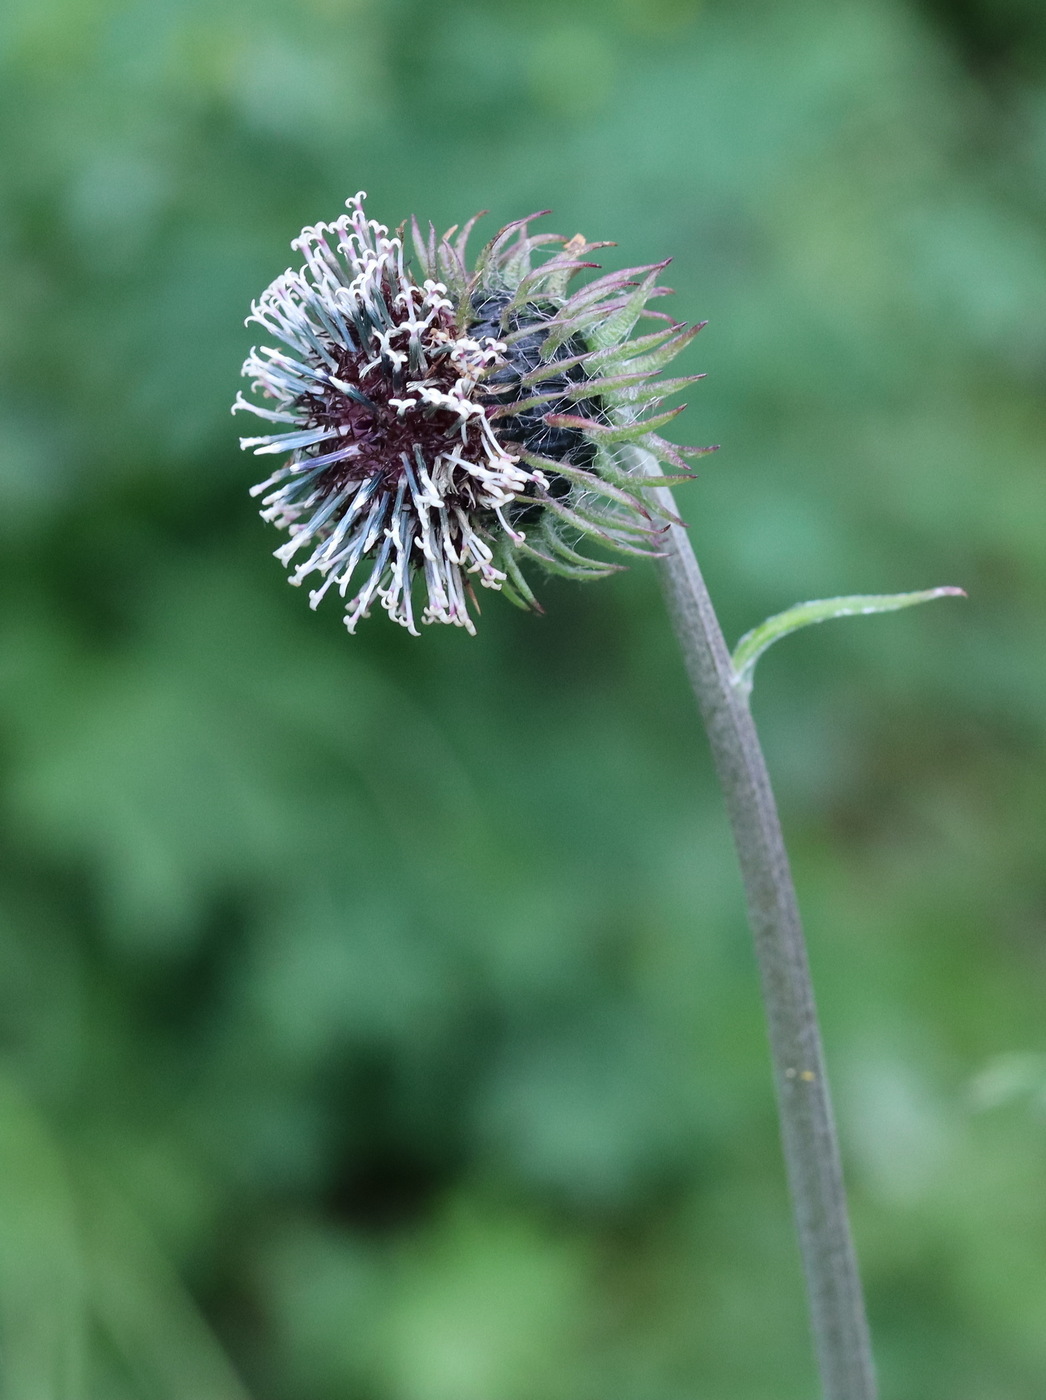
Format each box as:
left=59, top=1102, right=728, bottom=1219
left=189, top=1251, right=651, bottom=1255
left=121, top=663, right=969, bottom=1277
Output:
left=731, top=587, right=967, bottom=698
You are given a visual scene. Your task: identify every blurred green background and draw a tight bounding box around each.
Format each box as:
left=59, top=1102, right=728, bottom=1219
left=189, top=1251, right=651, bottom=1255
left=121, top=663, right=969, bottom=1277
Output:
left=2, top=0, right=1046, bottom=1395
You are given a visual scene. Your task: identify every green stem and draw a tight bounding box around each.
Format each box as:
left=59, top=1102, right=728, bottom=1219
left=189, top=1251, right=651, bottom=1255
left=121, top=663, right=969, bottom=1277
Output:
left=632, top=448, right=877, bottom=1400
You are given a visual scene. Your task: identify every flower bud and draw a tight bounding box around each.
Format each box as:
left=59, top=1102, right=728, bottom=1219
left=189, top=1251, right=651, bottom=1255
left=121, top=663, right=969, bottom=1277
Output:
left=235, top=193, right=712, bottom=634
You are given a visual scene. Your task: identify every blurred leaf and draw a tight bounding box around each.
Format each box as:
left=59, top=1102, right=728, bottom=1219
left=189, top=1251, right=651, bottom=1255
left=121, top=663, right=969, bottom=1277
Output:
left=83, top=1182, right=252, bottom=1400
left=0, top=1076, right=85, bottom=1400
left=378, top=1201, right=588, bottom=1400
left=969, top=1053, right=1046, bottom=1115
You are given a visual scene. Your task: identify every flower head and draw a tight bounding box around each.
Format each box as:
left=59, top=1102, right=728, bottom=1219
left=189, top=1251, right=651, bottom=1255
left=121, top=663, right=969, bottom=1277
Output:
left=235, top=193, right=711, bottom=634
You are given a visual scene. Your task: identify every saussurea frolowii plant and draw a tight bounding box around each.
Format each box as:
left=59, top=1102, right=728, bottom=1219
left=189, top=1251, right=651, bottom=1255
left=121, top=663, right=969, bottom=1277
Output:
left=235, top=193, right=703, bottom=634
left=236, top=194, right=963, bottom=1400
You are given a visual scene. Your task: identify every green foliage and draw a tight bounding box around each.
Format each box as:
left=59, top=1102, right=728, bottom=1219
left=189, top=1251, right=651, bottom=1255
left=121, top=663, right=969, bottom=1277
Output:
left=2, top=0, right=1046, bottom=1396
left=731, top=588, right=966, bottom=698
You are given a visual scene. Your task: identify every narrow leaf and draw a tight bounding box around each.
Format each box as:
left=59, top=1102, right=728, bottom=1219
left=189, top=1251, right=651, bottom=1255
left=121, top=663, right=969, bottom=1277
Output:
left=730, top=588, right=966, bottom=697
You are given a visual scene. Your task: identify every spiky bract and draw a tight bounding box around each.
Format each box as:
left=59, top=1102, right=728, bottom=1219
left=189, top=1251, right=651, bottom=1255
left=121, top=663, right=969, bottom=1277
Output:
left=236, top=193, right=711, bottom=634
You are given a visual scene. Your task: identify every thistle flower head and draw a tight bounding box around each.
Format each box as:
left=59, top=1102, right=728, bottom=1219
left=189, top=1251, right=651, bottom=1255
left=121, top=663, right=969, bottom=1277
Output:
left=235, top=193, right=711, bottom=634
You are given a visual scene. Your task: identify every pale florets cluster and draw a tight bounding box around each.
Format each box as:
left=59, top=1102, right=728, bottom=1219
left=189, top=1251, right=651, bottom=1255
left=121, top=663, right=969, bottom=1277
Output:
left=236, top=193, right=711, bottom=634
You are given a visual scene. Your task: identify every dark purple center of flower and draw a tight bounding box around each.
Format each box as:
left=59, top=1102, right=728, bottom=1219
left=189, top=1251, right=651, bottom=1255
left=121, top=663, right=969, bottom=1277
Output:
left=292, top=286, right=472, bottom=500
left=291, top=286, right=600, bottom=521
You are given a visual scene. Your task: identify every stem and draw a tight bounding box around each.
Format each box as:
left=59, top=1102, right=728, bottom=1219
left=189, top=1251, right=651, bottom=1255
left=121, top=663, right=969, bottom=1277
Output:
left=633, top=449, right=877, bottom=1400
